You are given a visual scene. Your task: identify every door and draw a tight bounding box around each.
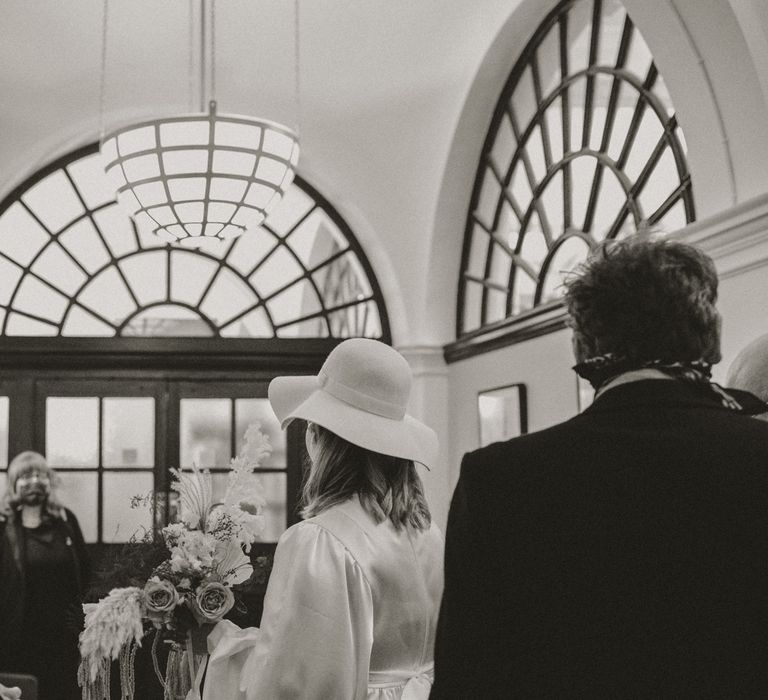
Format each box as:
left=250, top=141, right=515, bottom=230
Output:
left=0, top=377, right=307, bottom=562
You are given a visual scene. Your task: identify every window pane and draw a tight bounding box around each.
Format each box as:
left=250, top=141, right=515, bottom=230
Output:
left=235, top=399, right=286, bottom=468
left=250, top=246, right=302, bottom=297
left=78, top=267, right=138, bottom=325
left=93, top=204, right=139, bottom=258
left=0, top=397, right=9, bottom=467
left=459, top=0, right=693, bottom=333
left=263, top=184, right=314, bottom=236
left=6, top=313, right=57, bottom=336
left=119, top=250, right=167, bottom=306
left=0, top=146, right=385, bottom=341
left=103, top=472, right=154, bottom=543
left=103, top=398, right=155, bottom=467
left=122, top=304, right=212, bottom=337
left=199, top=268, right=259, bottom=326
left=208, top=471, right=286, bottom=540
left=220, top=307, right=272, bottom=338
left=31, top=242, right=88, bottom=297
left=180, top=399, right=231, bottom=467
left=58, top=218, right=111, bottom=274
left=284, top=210, right=344, bottom=268
left=267, top=279, right=321, bottom=327
left=57, top=472, right=98, bottom=543
left=67, top=152, right=116, bottom=210
left=62, top=306, right=115, bottom=336
left=259, top=472, right=287, bottom=542
left=540, top=236, right=591, bottom=303
left=23, top=170, right=84, bottom=233
left=14, top=276, right=68, bottom=323
left=47, top=397, right=99, bottom=467
left=0, top=204, right=50, bottom=267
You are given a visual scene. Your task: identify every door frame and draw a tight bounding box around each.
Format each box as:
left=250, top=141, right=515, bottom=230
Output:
left=0, top=337, right=339, bottom=549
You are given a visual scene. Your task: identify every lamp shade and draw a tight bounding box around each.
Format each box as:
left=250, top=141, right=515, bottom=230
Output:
left=101, top=104, right=300, bottom=245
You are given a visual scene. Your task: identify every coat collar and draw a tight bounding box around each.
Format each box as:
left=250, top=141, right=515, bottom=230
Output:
left=583, top=377, right=767, bottom=416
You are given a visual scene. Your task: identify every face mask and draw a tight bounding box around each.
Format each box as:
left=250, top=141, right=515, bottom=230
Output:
left=15, top=471, right=51, bottom=505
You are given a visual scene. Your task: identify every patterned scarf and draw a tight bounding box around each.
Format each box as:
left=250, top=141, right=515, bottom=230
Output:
left=573, top=353, right=744, bottom=411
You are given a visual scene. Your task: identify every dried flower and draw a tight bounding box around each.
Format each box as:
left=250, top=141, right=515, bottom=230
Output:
left=162, top=522, right=186, bottom=548
left=169, top=530, right=217, bottom=575
left=79, top=423, right=274, bottom=698
left=79, top=587, right=144, bottom=681
left=170, top=466, right=212, bottom=531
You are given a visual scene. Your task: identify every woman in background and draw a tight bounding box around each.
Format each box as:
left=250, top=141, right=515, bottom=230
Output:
left=0, top=451, right=89, bottom=700
left=204, top=338, right=444, bottom=699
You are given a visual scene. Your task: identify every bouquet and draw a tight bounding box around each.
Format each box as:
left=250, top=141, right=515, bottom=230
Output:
left=78, top=424, right=272, bottom=700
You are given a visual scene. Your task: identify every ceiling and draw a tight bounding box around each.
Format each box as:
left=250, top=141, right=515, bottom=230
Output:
left=1, top=0, right=525, bottom=344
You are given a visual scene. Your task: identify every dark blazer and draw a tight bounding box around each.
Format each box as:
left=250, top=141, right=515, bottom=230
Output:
left=431, top=379, right=768, bottom=699
left=0, top=507, right=89, bottom=669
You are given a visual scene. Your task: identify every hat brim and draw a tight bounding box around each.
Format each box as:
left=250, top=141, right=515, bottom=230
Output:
left=269, top=375, right=438, bottom=470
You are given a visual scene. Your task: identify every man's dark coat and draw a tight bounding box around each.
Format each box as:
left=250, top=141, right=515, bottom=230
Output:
left=431, top=379, right=768, bottom=698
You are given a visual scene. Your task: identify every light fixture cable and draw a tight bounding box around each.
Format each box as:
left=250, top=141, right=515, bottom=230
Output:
left=189, top=0, right=195, bottom=112
left=294, top=0, right=301, bottom=136
left=99, top=0, right=109, bottom=140
left=210, top=0, right=217, bottom=106
left=200, top=0, right=207, bottom=112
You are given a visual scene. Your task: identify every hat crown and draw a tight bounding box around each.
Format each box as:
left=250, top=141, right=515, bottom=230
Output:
left=321, top=339, right=412, bottom=420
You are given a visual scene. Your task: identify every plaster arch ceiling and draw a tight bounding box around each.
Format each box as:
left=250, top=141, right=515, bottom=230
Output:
left=0, top=0, right=523, bottom=346
left=7, top=1, right=766, bottom=348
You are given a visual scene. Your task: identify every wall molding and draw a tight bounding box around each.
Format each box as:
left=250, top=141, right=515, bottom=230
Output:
left=676, top=191, right=768, bottom=279
left=443, top=192, right=768, bottom=363
left=443, top=302, right=569, bottom=364
left=398, top=344, right=449, bottom=378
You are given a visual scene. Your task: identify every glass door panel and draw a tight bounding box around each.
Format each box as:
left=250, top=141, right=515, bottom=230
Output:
left=173, top=382, right=293, bottom=543
left=102, top=472, right=154, bottom=543
left=180, top=398, right=231, bottom=468
left=103, top=397, right=155, bottom=467
left=27, top=378, right=304, bottom=547
left=235, top=398, right=286, bottom=467
left=37, top=380, right=162, bottom=544
left=57, top=472, right=99, bottom=542
left=46, top=397, right=99, bottom=466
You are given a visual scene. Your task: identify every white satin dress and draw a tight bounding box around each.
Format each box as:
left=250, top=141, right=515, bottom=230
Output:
left=201, top=495, right=444, bottom=700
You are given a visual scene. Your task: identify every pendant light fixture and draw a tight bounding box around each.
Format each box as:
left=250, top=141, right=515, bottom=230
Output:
left=99, top=0, right=300, bottom=246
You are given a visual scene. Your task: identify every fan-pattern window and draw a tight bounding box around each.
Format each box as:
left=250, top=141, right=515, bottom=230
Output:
left=458, top=0, right=694, bottom=336
left=0, top=145, right=388, bottom=339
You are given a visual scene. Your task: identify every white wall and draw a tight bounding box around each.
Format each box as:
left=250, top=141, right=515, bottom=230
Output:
left=424, top=0, right=768, bottom=529
left=436, top=329, right=577, bottom=526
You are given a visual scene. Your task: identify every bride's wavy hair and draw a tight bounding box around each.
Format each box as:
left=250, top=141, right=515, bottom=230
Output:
left=300, top=423, right=431, bottom=531
left=1, top=451, right=66, bottom=518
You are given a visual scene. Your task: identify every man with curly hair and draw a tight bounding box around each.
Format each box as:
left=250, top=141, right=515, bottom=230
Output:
left=432, top=236, right=768, bottom=699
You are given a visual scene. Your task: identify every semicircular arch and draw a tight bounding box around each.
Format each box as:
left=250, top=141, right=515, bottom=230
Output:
left=0, top=142, right=390, bottom=342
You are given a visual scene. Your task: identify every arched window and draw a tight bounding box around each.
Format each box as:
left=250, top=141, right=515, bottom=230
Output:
left=0, top=144, right=388, bottom=340
left=458, top=0, right=693, bottom=340
left=0, top=144, right=389, bottom=548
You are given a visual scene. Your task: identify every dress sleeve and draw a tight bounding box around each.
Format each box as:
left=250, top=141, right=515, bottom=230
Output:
left=204, top=521, right=374, bottom=700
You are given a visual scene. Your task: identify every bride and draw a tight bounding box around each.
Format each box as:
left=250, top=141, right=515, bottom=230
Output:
left=202, top=338, right=444, bottom=700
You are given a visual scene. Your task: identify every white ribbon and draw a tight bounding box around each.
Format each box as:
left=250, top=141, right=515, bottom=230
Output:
left=368, top=666, right=434, bottom=700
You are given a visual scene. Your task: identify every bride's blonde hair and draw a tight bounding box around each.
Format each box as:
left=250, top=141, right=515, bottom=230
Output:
left=300, top=423, right=431, bottom=531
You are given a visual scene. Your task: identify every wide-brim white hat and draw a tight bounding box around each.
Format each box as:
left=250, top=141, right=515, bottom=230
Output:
left=269, top=338, right=438, bottom=469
